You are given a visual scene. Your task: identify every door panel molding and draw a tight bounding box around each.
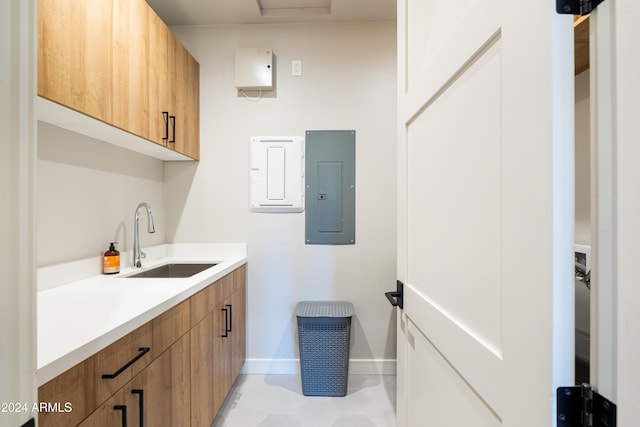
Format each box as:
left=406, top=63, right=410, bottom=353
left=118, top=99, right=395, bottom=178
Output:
left=404, top=283, right=502, bottom=416
left=406, top=320, right=501, bottom=427
left=402, top=0, right=500, bottom=120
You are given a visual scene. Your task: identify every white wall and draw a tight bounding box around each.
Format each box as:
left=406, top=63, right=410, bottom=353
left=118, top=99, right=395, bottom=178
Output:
left=37, top=122, right=166, bottom=267
left=575, top=69, right=590, bottom=245
left=34, top=21, right=397, bottom=369
left=167, top=22, right=398, bottom=369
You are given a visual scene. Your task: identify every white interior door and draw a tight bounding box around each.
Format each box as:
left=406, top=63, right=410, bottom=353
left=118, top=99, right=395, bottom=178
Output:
left=590, top=0, right=640, bottom=424
left=396, top=1, right=575, bottom=426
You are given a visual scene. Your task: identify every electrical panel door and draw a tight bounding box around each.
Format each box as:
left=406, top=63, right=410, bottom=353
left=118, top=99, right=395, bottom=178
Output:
left=305, top=130, right=356, bottom=245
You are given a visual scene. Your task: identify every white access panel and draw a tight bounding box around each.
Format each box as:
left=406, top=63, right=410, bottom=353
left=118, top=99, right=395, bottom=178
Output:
left=235, top=48, right=273, bottom=90
left=250, top=136, right=304, bottom=212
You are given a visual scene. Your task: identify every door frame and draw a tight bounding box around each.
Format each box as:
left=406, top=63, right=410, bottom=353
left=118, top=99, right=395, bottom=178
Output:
left=0, top=0, right=38, bottom=426
left=590, top=0, right=640, bottom=422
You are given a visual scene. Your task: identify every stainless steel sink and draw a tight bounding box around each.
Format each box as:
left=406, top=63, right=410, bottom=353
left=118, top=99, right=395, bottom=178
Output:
left=126, top=263, right=217, bottom=278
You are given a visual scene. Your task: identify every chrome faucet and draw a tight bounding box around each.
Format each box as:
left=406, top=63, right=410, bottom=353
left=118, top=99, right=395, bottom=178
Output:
left=133, top=202, right=156, bottom=268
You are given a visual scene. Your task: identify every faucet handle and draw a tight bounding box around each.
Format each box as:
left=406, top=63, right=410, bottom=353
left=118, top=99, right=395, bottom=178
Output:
left=141, top=250, right=147, bottom=259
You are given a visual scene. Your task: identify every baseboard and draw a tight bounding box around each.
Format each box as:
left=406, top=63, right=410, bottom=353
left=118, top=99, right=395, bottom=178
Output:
left=240, top=358, right=396, bottom=375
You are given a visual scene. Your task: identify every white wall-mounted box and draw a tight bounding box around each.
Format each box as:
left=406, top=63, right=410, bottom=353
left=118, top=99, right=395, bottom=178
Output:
left=250, top=136, right=304, bottom=212
left=235, top=48, right=274, bottom=90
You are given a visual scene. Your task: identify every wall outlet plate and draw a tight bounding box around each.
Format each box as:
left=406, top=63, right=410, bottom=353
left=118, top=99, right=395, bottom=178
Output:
left=292, top=59, right=302, bottom=76
left=574, top=244, right=591, bottom=272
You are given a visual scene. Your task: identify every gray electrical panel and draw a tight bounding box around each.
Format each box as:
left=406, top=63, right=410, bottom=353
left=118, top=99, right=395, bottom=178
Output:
left=305, top=130, right=355, bottom=245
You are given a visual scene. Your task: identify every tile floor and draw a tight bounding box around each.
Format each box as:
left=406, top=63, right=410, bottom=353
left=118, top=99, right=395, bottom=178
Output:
left=212, top=374, right=397, bottom=427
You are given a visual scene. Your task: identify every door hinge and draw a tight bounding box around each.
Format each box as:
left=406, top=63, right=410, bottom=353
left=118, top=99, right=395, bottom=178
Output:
left=557, top=384, right=616, bottom=427
left=556, top=0, right=605, bottom=15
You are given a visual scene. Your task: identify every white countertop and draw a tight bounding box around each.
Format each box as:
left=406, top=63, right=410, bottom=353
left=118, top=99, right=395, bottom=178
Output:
left=37, top=243, right=247, bottom=386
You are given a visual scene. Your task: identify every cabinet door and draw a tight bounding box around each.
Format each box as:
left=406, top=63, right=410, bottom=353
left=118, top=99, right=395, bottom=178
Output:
left=213, top=300, right=233, bottom=415
left=172, top=36, right=200, bottom=160
left=38, top=0, right=112, bottom=123
left=124, top=333, right=190, bottom=427
left=148, top=9, right=172, bottom=147
left=230, top=278, right=246, bottom=379
left=190, top=313, right=216, bottom=427
left=111, top=0, right=149, bottom=139
left=77, top=390, right=125, bottom=427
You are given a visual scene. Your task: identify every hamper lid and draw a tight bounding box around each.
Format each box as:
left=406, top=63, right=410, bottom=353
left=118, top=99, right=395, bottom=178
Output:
left=295, top=301, right=355, bottom=317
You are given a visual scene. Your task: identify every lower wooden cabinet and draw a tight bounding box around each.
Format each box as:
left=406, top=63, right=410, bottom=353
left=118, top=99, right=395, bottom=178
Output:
left=231, top=267, right=247, bottom=379
left=122, top=333, right=191, bottom=427
left=77, top=391, right=125, bottom=427
left=189, top=313, right=216, bottom=427
left=77, top=333, right=190, bottom=427
left=190, top=266, right=246, bottom=427
left=38, top=265, right=246, bottom=427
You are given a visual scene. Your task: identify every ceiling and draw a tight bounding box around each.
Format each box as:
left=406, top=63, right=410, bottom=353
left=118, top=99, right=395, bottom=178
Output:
left=145, top=0, right=396, bottom=26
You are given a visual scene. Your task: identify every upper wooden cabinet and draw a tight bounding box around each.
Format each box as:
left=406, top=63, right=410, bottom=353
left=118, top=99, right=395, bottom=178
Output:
left=147, top=26, right=201, bottom=160
left=111, top=0, right=150, bottom=140
left=38, top=0, right=113, bottom=125
left=172, top=35, right=201, bottom=160
left=38, top=0, right=200, bottom=160
left=148, top=11, right=172, bottom=148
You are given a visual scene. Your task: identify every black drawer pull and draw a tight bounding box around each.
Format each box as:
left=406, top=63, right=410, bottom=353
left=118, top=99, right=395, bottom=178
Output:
left=226, top=304, right=233, bottom=332
left=221, top=308, right=229, bottom=338
left=162, top=112, right=169, bottom=142
left=132, top=389, right=144, bottom=427
left=102, top=347, right=150, bottom=379
left=169, top=115, right=176, bottom=143
left=114, top=405, right=127, bottom=427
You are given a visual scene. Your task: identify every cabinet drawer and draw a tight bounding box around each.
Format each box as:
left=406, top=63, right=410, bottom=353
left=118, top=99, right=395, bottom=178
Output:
left=233, top=265, right=246, bottom=295
left=94, top=321, right=153, bottom=404
left=38, top=357, right=96, bottom=427
left=213, top=272, right=235, bottom=308
left=38, top=321, right=153, bottom=427
left=152, top=299, right=190, bottom=359
left=190, top=272, right=235, bottom=327
left=190, top=284, right=215, bottom=327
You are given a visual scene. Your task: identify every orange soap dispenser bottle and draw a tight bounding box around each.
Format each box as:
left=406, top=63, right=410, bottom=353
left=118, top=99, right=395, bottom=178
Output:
left=103, top=242, right=120, bottom=274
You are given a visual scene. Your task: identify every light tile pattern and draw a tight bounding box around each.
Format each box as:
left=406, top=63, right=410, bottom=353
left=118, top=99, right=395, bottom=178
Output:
left=213, top=374, right=396, bottom=427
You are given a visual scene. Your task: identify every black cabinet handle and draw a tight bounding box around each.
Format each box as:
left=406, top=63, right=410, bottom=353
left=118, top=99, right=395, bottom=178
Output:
left=226, top=304, right=233, bottom=332
left=114, top=405, right=127, bottom=427
left=385, top=280, right=404, bottom=309
left=102, top=347, right=150, bottom=379
left=221, top=308, right=229, bottom=338
left=132, top=389, right=144, bottom=427
left=169, top=115, right=176, bottom=143
left=162, top=112, right=169, bottom=142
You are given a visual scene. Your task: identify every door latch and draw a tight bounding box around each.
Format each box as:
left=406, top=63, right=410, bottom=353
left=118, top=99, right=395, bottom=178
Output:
left=385, top=280, right=404, bottom=309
